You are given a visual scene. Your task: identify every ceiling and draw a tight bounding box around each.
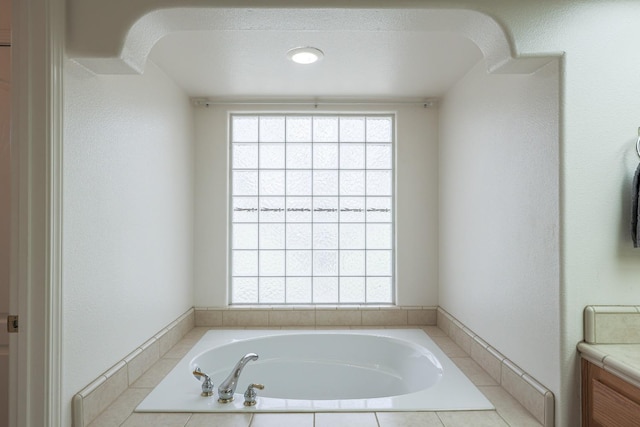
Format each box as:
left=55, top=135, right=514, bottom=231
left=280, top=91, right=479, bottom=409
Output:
left=148, top=29, right=484, bottom=100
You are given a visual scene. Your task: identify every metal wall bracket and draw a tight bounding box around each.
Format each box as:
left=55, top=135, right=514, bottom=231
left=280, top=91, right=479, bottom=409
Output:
left=7, top=315, right=18, bottom=333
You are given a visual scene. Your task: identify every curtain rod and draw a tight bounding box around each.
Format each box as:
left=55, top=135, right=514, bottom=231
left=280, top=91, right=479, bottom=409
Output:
left=192, top=99, right=438, bottom=108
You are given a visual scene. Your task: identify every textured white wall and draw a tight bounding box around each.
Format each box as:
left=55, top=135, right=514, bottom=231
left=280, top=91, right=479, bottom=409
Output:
left=51, top=2, right=640, bottom=426
left=495, top=4, right=640, bottom=425
left=62, top=59, right=195, bottom=426
left=193, top=105, right=439, bottom=307
left=439, top=59, right=560, bottom=399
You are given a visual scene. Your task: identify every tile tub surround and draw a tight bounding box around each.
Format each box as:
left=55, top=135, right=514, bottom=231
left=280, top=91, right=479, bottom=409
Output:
left=436, top=308, right=555, bottom=427
left=194, top=305, right=437, bottom=328
left=74, top=305, right=548, bottom=426
left=73, top=308, right=195, bottom=427
left=583, top=305, right=640, bottom=344
left=82, top=326, right=543, bottom=427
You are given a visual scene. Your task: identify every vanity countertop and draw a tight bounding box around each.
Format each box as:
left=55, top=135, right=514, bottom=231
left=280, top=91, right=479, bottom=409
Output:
left=578, top=342, right=640, bottom=387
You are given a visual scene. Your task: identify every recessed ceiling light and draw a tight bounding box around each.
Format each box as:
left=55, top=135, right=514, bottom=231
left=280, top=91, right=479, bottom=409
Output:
left=287, top=47, right=324, bottom=65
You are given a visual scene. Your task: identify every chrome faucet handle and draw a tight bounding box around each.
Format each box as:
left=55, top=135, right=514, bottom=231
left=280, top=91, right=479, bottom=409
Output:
left=243, top=383, right=265, bottom=406
left=192, top=367, right=214, bottom=397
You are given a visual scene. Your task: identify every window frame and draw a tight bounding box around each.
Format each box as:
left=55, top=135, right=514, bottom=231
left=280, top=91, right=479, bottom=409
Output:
left=228, top=112, right=396, bottom=305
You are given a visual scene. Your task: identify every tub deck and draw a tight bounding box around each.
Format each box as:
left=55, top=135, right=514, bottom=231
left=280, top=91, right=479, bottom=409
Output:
left=87, top=326, right=543, bottom=426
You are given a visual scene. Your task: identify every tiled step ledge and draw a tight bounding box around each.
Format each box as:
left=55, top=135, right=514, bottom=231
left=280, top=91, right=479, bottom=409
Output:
left=437, top=307, right=555, bottom=427
left=194, top=305, right=438, bottom=327
left=72, top=308, right=195, bottom=427
left=583, top=305, right=640, bottom=344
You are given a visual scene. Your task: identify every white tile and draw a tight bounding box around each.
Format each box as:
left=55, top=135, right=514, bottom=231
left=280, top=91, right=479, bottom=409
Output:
left=470, top=340, right=502, bottom=384
left=315, top=412, right=379, bottom=427
left=316, top=309, right=361, bottom=326
left=376, top=411, right=444, bottom=426
left=250, top=413, right=313, bottom=427
left=501, top=362, right=546, bottom=425
left=82, top=367, right=129, bottom=426
left=407, top=309, right=436, bottom=326
left=595, top=313, right=640, bottom=344
left=127, top=340, right=160, bottom=385
left=87, top=388, right=150, bottom=427
left=479, top=386, right=542, bottom=427
left=437, top=411, right=508, bottom=426
left=451, top=357, right=498, bottom=386
left=431, top=336, right=468, bottom=358
left=195, top=310, right=223, bottom=327
left=422, top=326, right=447, bottom=337
left=186, top=413, right=252, bottom=427
left=121, top=413, right=191, bottom=427
left=361, top=309, right=407, bottom=326
left=223, top=310, right=269, bottom=327
left=131, top=358, right=179, bottom=388
left=268, top=310, right=315, bottom=326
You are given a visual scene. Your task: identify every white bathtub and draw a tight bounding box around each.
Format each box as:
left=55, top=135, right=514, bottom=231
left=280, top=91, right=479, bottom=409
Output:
left=136, top=329, right=493, bottom=412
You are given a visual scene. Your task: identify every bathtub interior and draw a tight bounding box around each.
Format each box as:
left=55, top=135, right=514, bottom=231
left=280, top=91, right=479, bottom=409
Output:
left=190, top=333, right=442, bottom=400
left=136, top=329, right=494, bottom=412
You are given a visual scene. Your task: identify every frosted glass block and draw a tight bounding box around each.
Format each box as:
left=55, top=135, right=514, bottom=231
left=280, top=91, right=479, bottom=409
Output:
left=286, top=170, right=312, bottom=196
left=260, top=144, right=285, bottom=169
left=259, top=223, right=285, bottom=249
left=366, top=197, right=392, bottom=222
left=259, top=116, right=285, bottom=142
left=366, top=250, right=392, bottom=276
left=233, top=224, right=258, bottom=249
left=259, top=277, right=285, bottom=303
left=313, top=144, right=339, bottom=169
left=313, top=277, right=339, bottom=303
left=286, top=117, right=312, bottom=142
left=313, top=116, right=338, bottom=142
left=286, top=143, right=312, bottom=169
left=366, top=144, right=392, bottom=169
left=340, top=117, right=365, bottom=142
left=313, top=171, right=339, bottom=195
left=232, top=197, right=258, bottom=222
left=259, top=197, right=285, bottom=222
left=260, top=170, right=285, bottom=195
left=233, top=171, right=258, bottom=196
left=366, top=277, right=392, bottom=303
left=340, top=197, right=365, bottom=222
left=340, top=223, right=365, bottom=249
left=340, top=171, right=365, bottom=196
left=232, top=250, right=258, bottom=276
left=232, top=144, right=258, bottom=169
left=313, top=224, right=338, bottom=249
left=232, top=278, right=258, bottom=304
left=286, top=250, right=312, bottom=276
left=286, top=278, right=312, bottom=303
left=260, top=250, right=285, bottom=276
left=286, top=197, right=312, bottom=222
left=366, top=170, right=392, bottom=196
left=366, top=117, right=392, bottom=142
left=313, top=250, right=338, bottom=276
left=366, top=224, right=392, bottom=249
left=286, top=223, right=312, bottom=249
left=340, top=144, right=365, bottom=169
left=232, top=116, right=258, bottom=142
left=313, top=197, right=338, bottom=222
left=340, top=250, right=365, bottom=276
left=340, top=277, right=365, bottom=303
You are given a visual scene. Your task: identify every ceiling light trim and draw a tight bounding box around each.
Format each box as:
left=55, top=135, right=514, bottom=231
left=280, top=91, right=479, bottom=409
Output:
left=287, top=46, right=324, bottom=64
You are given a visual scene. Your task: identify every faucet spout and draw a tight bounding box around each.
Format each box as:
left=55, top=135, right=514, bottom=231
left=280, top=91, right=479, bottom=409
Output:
left=218, top=353, right=259, bottom=403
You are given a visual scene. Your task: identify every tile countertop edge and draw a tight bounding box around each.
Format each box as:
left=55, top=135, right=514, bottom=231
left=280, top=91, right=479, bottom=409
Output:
left=577, top=342, right=640, bottom=389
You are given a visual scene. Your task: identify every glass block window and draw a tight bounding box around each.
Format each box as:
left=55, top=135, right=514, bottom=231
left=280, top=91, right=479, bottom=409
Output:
left=230, top=114, right=394, bottom=304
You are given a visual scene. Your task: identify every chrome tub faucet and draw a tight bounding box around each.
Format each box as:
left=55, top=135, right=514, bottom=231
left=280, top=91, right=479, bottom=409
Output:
left=218, top=353, right=259, bottom=403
